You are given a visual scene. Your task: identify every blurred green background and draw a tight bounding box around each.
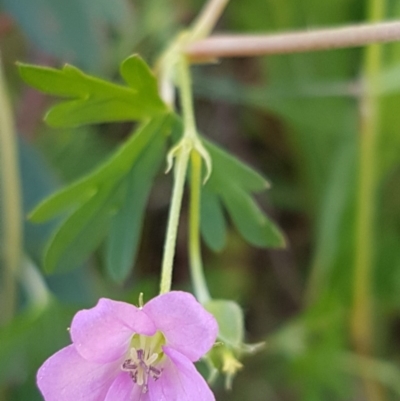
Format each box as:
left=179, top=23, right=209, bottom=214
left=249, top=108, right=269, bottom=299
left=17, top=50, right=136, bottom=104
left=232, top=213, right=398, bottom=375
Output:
left=1, top=0, right=400, bottom=400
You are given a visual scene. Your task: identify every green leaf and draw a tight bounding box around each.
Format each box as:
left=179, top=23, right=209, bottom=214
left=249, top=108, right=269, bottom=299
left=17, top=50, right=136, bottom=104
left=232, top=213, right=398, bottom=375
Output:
left=120, top=56, right=160, bottom=98
left=29, top=117, right=168, bottom=223
left=43, top=183, right=117, bottom=273
left=106, top=126, right=167, bottom=282
left=221, top=184, right=286, bottom=248
left=200, top=186, right=227, bottom=252
left=201, top=138, right=285, bottom=249
left=204, top=299, right=244, bottom=348
left=204, top=138, right=269, bottom=193
left=31, top=116, right=172, bottom=274
left=17, top=55, right=166, bottom=128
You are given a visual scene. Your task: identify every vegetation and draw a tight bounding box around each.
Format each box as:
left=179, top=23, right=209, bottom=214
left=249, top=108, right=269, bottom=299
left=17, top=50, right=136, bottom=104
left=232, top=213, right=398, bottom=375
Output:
left=1, top=0, right=400, bottom=400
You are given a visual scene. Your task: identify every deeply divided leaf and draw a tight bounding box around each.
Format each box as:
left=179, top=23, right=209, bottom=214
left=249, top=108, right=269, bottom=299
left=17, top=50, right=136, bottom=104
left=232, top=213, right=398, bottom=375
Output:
left=221, top=184, right=285, bottom=248
left=32, top=116, right=173, bottom=274
left=44, top=184, right=116, bottom=273
left=200, top=138, right=286, bottom=249
left=105, top=127, right=167, bottom=282
left=30, top=117, right=168, bottom=222
left=200, top=186, right=227, bottom=252
left=17, top=55, right=166, bottom=127
left=204, top=138, right=270, bottom=193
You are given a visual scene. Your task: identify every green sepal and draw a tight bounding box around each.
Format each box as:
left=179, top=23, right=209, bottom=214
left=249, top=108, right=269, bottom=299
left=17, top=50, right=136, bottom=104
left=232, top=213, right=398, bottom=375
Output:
left=204, top=299, right=244, bottom=348
left=204, top=299, right=265, bottom=389
left=17, top=55, right=166, bottom=127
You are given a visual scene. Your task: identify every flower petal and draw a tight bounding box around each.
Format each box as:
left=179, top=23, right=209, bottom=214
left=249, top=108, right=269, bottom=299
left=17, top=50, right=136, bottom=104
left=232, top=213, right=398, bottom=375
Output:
left=148, top=346, right=215, bottom=401
left=37, top=345, right=120, bottom=401
left=71, top=298, right=156, bottom=363
left=105, top=372, right=149, bottom=401
left=143, top=291, right=218, bottom=361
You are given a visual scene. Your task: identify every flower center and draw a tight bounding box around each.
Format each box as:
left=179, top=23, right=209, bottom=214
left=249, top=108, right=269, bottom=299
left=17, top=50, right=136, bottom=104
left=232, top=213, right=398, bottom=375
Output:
left=122, top=331, right=165, bottom=393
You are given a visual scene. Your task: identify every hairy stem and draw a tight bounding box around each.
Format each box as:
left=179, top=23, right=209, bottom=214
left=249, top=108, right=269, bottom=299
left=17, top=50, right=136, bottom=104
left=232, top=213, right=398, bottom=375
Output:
left=189, top=151, right=211, bottom=303
left=159, top=147, right=190, bottom=294
left=159, top=49, right=213, bottom=294
left=157, top=0, right=229, bottom=106
left=351, top=1, right=386, bottom=401
left=159, top=55, right=200, bottom=293
left=185, top=20, right=400, bottom=59
left=179, top=55, right=197, bottom=136
left=0, top=54, right=22, bottom=325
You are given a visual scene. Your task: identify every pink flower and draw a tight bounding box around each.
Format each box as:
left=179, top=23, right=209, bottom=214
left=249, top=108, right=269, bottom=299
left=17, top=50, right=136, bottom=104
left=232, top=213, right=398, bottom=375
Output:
left=37, top=291, right=218, bottom=401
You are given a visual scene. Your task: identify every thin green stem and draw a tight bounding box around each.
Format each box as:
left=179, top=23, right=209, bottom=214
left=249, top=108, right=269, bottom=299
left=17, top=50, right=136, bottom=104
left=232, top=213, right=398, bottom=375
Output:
left=159, top=147, right=190, bottom=294
left=0, top=54, right=22, bottom=325
left=159, top=1, right=217, bottom=292
left=352, top=1, right=385, bottom=400
left=189, top=151, right=211, bottom=303
left=178, top=55, right=197, bottom=136
left=159, top=51, right=213, bottom=294
left=157, top=0, right=229, bottom=106
left=159, top=56, right=201, bottom=294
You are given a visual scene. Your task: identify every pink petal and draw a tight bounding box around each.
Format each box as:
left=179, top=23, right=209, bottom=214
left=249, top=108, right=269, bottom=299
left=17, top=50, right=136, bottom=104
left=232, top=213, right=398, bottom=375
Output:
left=71, top=298, right=156, bottom=363
left=37, top=345, right=120, bottom=401
left=143, top=291, right=218, bottom=361
left=148, top=346, right=215, bottom=401
left=105, top=372, right=149, bottom=401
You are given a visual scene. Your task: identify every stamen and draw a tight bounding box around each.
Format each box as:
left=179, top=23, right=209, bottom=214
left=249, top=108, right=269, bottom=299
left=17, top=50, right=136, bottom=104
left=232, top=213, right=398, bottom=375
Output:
left=122, top=360, right=137, bottom=370
left=130, top=348, right=139, bottom=361
left=121, top=333, right=165, bottom=394
left=149, top=365, right=162, bottom=380
left=146, top=353, right=158, bottom=365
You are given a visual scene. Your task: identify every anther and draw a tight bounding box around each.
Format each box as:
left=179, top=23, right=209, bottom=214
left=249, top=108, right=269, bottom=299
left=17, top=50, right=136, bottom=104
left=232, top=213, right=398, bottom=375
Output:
left=122, top=346, right=163, bottom=393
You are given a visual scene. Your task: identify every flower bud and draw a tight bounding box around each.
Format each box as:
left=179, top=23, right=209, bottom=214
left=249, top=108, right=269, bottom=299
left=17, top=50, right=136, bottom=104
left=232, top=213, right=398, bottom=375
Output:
left=204, top=299, right=264, bottom=389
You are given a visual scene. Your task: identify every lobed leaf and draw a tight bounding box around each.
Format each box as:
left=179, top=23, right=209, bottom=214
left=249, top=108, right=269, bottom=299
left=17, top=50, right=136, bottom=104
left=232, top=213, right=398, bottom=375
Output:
left=200, top=138, right=286, bottom=249
left=221, top=184, right=286, bottom=248
left=44, top=184, right=117, bottom=273
left=29, top=117, right=167, bottom=222
left=204, top=138, right=269, bottom=193
left=200, top=186, right=227, bottom=252
left=105, top=126, right=167, bottom=282
left=17, top=55, right=166, bottom=127
left=32, top=115, right=172, bottom=274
